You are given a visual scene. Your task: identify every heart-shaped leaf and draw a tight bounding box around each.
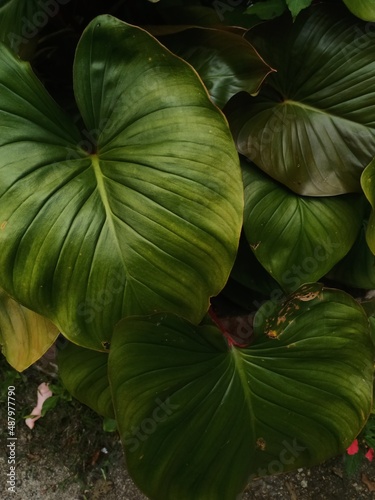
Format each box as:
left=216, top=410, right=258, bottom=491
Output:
left=0, top=288, right=59, bottom=371
left=57, top=341, right=114, bottom=418
left=159, top=27, right=275, bottom=108
left=225, top=4, right=375, bottom=196
left=343, top=0, right=375, bottom=21
left=109, top=284, right=374, bottom=500
left=242, top=160, right=364, bottom=291
left=0, top=15, right=243, bottom=350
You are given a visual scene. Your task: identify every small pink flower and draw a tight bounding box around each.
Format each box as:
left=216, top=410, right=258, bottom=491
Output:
left=347, top=439, right=359, bottom=455
left=25, top=383, right=53, bottom=430
left=365, top=448, right=374, bottom=461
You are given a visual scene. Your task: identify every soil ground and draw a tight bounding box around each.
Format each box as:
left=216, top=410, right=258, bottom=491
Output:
left=1, top=356, right=375, bottom=500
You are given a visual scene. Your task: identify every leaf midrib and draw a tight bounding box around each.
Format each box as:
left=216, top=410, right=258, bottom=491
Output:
left=91, top=155, right=128, bottom=274
left=231, top=347, right=255, bottom=434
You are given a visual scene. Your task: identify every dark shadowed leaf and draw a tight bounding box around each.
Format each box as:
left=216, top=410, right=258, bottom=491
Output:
left=328, top=220, right=375, bottom=289
left=225, top=4, right=375, bottom=195
left=109, top=284, right=374, bottom=499
left=0, top=0, right=42, bottom=56
left=160, top=27, right=274, bottom=108
left=244, top=0, right=287, bottom=20
left=57, top=341, right=114, bottom=418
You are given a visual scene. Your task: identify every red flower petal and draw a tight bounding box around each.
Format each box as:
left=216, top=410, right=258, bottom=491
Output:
left=347, top=439, right=359, bottom=455
left=365, top=448, right=374, bottom=461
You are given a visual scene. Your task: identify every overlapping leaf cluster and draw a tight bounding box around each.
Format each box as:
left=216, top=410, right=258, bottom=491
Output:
left=0, top=1, right=375, bottom=499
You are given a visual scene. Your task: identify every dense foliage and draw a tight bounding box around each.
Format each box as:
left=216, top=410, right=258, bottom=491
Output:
left=1, top=1, right=375, bottom=499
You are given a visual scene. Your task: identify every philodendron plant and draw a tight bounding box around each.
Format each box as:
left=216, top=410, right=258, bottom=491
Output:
left=1, top=1, right=375, bottom=499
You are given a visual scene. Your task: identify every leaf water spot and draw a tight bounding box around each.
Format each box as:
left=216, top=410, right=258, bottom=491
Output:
left=256, top=437, right=266, bottom=451
left=96, top=23, right=101, bottom=28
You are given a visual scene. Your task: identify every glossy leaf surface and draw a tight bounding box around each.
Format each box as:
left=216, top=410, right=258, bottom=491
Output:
left=242, top=161, right=364, bottom=291
left=0, top=16, right=243, bottom=350
left=109, top=284, right=373, bottom=500
left=225, top=4, right=375, bottom=195
left=160, top=27, right=274, bottom=108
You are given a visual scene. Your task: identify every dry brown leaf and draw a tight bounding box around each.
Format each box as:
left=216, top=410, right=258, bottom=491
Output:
left=361, top=473, right=375, bottom=492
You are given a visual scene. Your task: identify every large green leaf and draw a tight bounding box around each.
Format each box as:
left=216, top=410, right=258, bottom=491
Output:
left=159, top=28, right=274, bottom=108
left=109, top=284, right=374, bottom=500
left=225, top=4, right=375, bottom=196
left=343, top=0, right=375, bottom=20
left=57, top=341, right=114, bottom=419
left=0, top=16, right=243, bottom=350
left=0, top=288, right=58, bottom=371
left=242, top=160, right=364, bottom=291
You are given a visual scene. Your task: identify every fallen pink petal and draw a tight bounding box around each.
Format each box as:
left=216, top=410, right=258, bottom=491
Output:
left=365, top=448, right=374, bottom=461
left=347, top=439, right=359, bottom=455
left=25, top=382, right=53, bottom=430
